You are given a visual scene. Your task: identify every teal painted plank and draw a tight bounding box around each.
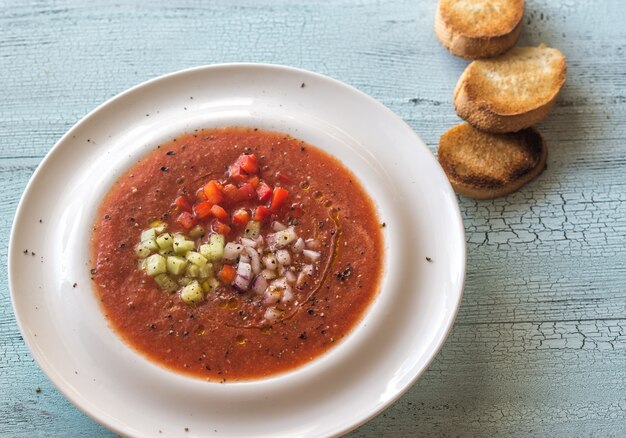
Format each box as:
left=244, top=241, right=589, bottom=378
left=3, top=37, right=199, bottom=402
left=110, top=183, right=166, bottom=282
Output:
left=1, top=0, right=625, bottom=437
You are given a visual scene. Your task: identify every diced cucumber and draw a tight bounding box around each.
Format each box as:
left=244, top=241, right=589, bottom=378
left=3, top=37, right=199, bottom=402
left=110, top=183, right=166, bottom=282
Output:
left=138, top=258, right=148, bottom=271
left=198, top=263, right=213, bottom=278
left=173, top=234, right=195, bottom=255
left=135, top=242, right=153, bottom=258
left=201, top=278, right=219, bottom=293
left=141, top=228, right=157, bottom=242
left=200, top=234, right=225, bottom=261
left=156, top=233, right=173, bottom=250
left=186, top=264, right=200, bottom=278
left=186, top=251, right=208, bottom=267
left=145, top=254, right=167, bottom=276
left=189, top=225, right=205, bottom=238
left=159, top=249, right=175, bottom=257
left=199, top=244, right=211, bottom=259
left=180, top=281, right=204, bottom=304
left=153, top=274, right=178, bottom=293
left=143, top=238, right=159, bottom=251
left=178, top=277, right=193, bottom=286
left=245, top=221, right=261, bottom=239
left=166, top=256, right=188, bottom=276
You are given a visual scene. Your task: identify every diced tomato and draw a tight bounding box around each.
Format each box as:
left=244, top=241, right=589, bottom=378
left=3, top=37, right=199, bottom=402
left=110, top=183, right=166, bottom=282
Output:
left=253, top=205, right=272, bottom=222
left=222, top=183, right=239, bottom=203
left=232, top=209, right=250, bottom=225
left=193, top=201, right=212, bottom=219
left=218, top=264, right=236, bottom=284
left=238, top=154, right=258, bottom=174
left=270, top=187, right=289, bottom=211
left=275, top=171, right=292, bottom=184
left=247, top=175, right=260, bottom=188
left=176, top=211, right=197, bottom=230
left=203, top=180, right=224, bottom=204
left=210, top=204, right=229, bottom=222
left=236, top=183, right=255, bottom=201
left=212, top=219, right=231, bottom=235
left=196, top=187, right=208, bottom=202
left=256, top=182, right=273, bottom=203
left=228, top=154, right=259, bottom=182
left=174, top=195, right=192, bottom=212
left=228, top=163, right=244, bottom=182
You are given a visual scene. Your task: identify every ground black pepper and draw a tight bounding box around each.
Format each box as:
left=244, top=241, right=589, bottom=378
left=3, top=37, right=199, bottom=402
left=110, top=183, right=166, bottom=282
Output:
left=336, top=265, right=351, bottom=281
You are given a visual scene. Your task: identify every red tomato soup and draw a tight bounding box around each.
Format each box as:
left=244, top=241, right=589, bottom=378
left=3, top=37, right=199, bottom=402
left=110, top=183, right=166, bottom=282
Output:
left=91, top=127, right=384, bottom=381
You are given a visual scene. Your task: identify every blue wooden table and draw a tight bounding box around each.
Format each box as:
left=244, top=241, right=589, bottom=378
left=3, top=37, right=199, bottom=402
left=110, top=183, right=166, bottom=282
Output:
left=2, top=1, right=625, bottom=436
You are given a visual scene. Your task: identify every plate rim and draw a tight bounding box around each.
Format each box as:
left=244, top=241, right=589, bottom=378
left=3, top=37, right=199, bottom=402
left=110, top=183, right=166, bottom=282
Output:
left=8, top=62, right=466, bottom=437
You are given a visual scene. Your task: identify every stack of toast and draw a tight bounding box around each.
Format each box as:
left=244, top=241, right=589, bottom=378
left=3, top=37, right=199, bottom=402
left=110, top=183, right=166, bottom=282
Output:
left=435, top=0, right=566, bottom=199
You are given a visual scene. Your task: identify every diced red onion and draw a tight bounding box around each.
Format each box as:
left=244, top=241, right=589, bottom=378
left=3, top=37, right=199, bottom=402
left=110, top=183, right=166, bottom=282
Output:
left=263, top=288, right=282, bottom=305
left=240, top=237, right=257, bottom=248
left=236, top=261, right=252, bottom=278
left=296, top=272, right=306, bottom=287
left=271, top=278, right=288, bottom=289
left=245, top=246, right=261, bottom=274
left=231, top=282, right=246, bottom=293
left=264, top=307, right=282, bottom=322
left=293, top=237, right=305, bottom=254
left=302, top=249, right=321, bottom=262
left=251, top=275, right=268, bottom=295
left=223, top=242, right=243, bottom=262
left=260, top=269, right=276, bottom=280
left=275, top=249, right=291, bottom=266
left=239, top=254, right=250, bottom=264
left=281, top=286, right=294, bottom=303
left=302, top=264, right=314, bottom=276
left=285, top=270, right=296, bottom=284
left=297, top=265, right=314, bottom=287
left=255, top=235, right=265, bottom=246
left=272, top=221, right=287, bottom=231
left=265, top=233, right=277, bottom=250
left=233, top=262, right=252, bottom=291
left=305, top=239, right=321, bottom=250
left=262, top=254, right=278, bottom=270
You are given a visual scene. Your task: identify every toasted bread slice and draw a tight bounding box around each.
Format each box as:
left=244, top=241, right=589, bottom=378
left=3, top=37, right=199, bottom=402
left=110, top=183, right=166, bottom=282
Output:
left=438, top=122, right=547, bottom=199
left=454, top=45, right=566, bottom=133
left=435, top=0, right=524, bottom=59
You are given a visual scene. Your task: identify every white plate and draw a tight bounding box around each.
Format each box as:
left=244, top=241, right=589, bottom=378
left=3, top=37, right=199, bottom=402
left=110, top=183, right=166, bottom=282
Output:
left=9, top=64, right=465, bottom=437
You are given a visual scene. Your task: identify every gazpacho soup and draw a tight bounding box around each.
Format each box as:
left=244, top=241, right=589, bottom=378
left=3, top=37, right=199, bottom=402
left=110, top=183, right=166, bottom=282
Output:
left=91, top=127, right=384, bottom=381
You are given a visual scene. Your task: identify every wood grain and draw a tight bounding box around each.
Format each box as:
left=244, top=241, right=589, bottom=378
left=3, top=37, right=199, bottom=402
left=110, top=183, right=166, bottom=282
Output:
left=1, top=0, right=625, bottom=436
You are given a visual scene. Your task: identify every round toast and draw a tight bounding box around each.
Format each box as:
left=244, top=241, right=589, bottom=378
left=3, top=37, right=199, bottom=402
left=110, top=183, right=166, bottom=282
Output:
left=438, top=122, right=547, bottom=199
left=453, top=45, right=567, bottom=133
left=435, top=0, right=524, bottom=59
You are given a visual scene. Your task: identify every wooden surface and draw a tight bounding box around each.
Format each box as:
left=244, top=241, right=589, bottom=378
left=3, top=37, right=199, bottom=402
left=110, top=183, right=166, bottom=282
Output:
left=1, top=0, right=625, bottom=436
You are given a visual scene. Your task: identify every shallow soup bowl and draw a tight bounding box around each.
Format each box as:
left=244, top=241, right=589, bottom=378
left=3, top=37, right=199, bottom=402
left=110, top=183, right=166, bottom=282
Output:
left=9, top=64, right=466, bottom=437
